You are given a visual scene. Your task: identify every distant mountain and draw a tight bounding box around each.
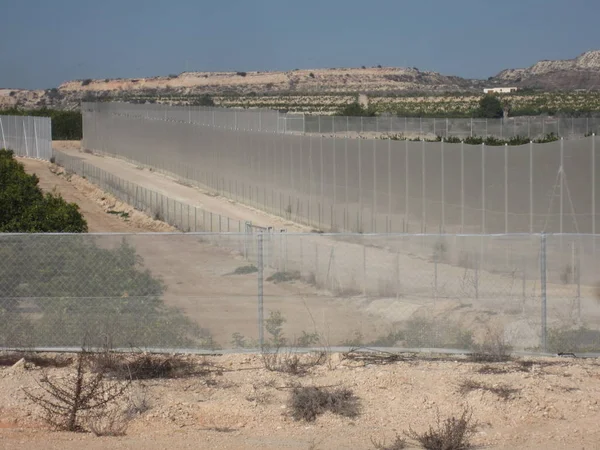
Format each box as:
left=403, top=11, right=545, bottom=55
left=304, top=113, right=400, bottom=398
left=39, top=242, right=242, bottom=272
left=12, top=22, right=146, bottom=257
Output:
left=2, top=51, right=600, bottom=111
left=490, top=50, right=600, bottom=90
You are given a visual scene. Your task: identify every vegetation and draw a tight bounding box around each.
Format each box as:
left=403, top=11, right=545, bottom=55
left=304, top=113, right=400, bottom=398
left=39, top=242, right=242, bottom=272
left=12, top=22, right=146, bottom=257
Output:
left=0, top=107, right=82, bottom=140
left=404, top=407, right=477, bottom=450
left=23, top=349, right=130, bottom=432
left=0, top=149, right=87, bottom=232
left=287, top=385, right=360, bottom=422
left=190, top=94, right=215, bottom=107
left=385, top=132, right=560, bottom=145
left=477, top=94, right=504, bottom=118
left=0, top=150, right=208, bottom=349
left=337, top=101, right=377, bottom=117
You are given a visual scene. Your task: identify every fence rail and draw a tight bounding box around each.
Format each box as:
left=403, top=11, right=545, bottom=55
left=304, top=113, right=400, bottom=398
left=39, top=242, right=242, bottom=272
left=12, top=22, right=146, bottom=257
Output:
left=1, top=232, right=598, bottom=355
left=285, top=115, right=600, bottom=140
left=0, top=115, right=53, bottom=160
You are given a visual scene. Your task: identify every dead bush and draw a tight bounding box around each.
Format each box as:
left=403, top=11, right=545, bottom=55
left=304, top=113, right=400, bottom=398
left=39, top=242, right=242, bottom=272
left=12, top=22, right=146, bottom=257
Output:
left=92, top=352, right=207, bottom=380
left=468, top=330, right=512, bottom=363
left=23, top=350, right=130, bottom=432
left=262, top=349, right=326, bottom=375
left=125, top=384, right=151, bottom=416
left=87, top=407, right=129, bottom=437
left=458, top=379, right=519, bottom=400
left=371, top=434, right=407, bottom=449
left=288, top=386, right=360, bottom=422
left=266, top=271, right=301, bottom=284
left=405, top=407, right=477, bottom=450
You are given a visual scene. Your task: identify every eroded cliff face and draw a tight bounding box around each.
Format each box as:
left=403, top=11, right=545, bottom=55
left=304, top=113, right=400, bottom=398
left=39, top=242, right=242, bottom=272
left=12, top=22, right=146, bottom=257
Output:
left=493, top=50, right=600, bottom=89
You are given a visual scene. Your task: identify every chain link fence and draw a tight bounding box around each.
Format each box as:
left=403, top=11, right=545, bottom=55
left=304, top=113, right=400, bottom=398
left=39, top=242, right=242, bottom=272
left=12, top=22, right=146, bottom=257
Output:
left=289, top=115, right=600, bottom=139
left=0, top=115, right=53, bottom=160
left=82, top=102, right=600, bottom=236
left=1, top=233, right=598, bottom=355
left=53, top=150, right=269, bottom=234
left=83, top=102, right=283, bottom=133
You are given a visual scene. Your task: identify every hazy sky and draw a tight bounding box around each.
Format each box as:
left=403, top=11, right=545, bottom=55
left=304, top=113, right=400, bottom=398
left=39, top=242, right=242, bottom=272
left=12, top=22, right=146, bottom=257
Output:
left=1, top=0, right=599, bottom=89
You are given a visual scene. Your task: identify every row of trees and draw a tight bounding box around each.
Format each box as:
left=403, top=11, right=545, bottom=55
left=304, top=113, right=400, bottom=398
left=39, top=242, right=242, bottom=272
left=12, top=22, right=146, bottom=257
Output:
left=337, top=94, right=506, bottom=119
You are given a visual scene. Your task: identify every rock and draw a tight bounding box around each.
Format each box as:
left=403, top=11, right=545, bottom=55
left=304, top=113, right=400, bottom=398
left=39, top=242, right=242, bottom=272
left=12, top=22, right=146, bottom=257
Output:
left=11, top=358, right=26, bottom=370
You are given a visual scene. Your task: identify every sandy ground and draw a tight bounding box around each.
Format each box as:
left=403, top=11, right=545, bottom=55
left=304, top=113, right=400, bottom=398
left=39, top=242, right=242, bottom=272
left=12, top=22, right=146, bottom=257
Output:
left=1, top=353, right=600, bottom=450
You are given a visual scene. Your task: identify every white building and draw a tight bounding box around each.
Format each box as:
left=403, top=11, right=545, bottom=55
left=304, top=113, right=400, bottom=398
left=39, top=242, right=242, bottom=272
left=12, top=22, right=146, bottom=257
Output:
left=483, top=87, right=518, bottom=94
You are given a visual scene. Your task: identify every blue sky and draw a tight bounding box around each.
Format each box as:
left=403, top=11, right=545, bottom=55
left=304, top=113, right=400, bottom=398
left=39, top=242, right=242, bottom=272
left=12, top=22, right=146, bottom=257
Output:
left=1, top=0, right=599, bottom=89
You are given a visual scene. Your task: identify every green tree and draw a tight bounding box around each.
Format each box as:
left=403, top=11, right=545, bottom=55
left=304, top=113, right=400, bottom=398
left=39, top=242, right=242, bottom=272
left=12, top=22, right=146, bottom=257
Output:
left=0, top=150, right=87, bottom=232
left=337, top=101, right=376, bottom=117
left=191, top=94, right=215, bottom=107
left=477, top=94, right=504, bottom=118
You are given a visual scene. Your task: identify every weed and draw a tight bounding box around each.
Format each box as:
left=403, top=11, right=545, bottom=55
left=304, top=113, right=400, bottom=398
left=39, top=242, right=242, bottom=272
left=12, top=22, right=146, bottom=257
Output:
left=405, top=407, right=477, bottom=450
left=296, top=331, right=320, bottom=348
left=288, top=386, right=360, bottom=422
left=93, top=352, right=206, bottom=380
left=371, top=434, right=407, bottom=449
left=547, top=326, right=600, bottom=353
left=266, top=271, right=301, bottom=284
left=107, top=210, right=130, bottom=219
left=232, top=264, right=258, bottom=275
left=468, top=330, right=512, bottom=362
left=23, top=350, right=130, bottom=432
left=125, top=385, right=151, bottom=416
left=458, top=379, right=519, bottom=400
left=87, top=407, right=129, bottom=437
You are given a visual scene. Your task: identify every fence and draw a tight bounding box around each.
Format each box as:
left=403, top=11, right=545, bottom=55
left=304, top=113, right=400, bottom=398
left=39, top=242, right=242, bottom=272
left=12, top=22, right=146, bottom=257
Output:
left=82, top=102, right=600, bottom=236
left=286, top=115, right=600, bottom=140
left=53, top=150, right=269, bottom=235
left=0, top=115, right=53, bottom=160
left=1, top=232, right=598, bottom=355
left=82, top=102, right=283, bottom=133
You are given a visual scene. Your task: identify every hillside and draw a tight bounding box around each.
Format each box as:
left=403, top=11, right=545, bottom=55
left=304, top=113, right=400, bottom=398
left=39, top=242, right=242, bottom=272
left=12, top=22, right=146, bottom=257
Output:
left=492, top=50, right=600, bottom=90
left=2, top=50, right=600, bottom=114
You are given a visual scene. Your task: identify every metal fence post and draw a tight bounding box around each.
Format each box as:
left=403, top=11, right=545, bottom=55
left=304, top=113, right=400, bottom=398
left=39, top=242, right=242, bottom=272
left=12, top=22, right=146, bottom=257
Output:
left=540, top=232, right=547, bottom=352
left=593, top=134, right=596, bottom=256
left=258, top=233, right=264, bottom=349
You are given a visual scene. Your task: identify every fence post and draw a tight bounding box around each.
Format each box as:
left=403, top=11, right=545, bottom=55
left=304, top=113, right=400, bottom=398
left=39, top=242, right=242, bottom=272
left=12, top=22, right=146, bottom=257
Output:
left=0, top=117, right=6, bottom=150
left=540, top=233, right=547, bottom=352
left=530, top=141, right=534, bottom=234
left=593, top=134, right=596, bottom=257
left=504, top=143, right=508, bottom=233
left=441, top=138, right=445, bottom=233
left=461, top=140, right=464, bottom=233
left=560, top=138, right=564, bottom=237
left=363, top=245, right=367, bottom=297
left=258, top=233, right=264, bottom=349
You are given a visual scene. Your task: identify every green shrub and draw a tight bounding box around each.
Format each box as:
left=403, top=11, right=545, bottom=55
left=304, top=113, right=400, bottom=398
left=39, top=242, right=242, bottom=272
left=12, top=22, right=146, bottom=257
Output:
left=0, top=149, right=87, bottom=232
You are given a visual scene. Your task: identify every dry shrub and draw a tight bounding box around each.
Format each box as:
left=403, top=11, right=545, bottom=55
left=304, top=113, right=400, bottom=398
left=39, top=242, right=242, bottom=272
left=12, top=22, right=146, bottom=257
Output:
left=288, top=386, right=360, bottom=422
left=23, top=351, right=130, bottom=432
left=87, top=407, right=129, bottom=437
left=468, top=329, right=512, bottom=363
left=405, top=407, right=477, bottom=450
left=371, top=434, right=407, bottom=449
left=458, top=379, right=519, bottom=400
left=262, top=350, right=326, bottom=375
left=92, top=352, right=207, bottom=380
